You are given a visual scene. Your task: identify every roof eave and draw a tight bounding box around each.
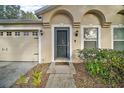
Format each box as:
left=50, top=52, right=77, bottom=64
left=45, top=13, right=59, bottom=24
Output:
left=0, top=22, right=42, bottom=25
left=0, top=20, right=43, bottom=25
left=35, top=5, right=60, bottom=16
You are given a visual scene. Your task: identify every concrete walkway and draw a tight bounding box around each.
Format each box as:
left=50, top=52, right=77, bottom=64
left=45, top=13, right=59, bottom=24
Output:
left=46, top=63, right=76, bottom=88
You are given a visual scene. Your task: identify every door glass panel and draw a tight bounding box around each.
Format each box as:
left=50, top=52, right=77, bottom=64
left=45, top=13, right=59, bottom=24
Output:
left=57, top=46, right=67, bottom=57
left=57, top=31, right=63, bottom=45
left=57, top=30, right=67, bottom=57
left=63, top=31, right=67, bottom=45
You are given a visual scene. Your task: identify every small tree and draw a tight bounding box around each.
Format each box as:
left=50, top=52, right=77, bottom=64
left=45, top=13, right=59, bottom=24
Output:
left=0, top=5, right=37, bottom=20
left=0, top=5, right=20, bottom=19
left=20, top=11, right=37, bottom=20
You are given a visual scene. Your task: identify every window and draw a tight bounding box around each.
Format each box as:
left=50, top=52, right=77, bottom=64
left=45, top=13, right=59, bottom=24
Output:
left=32, top=31, right=38, bottom=36
left=83, top=27, right=99, bottom=49
left=6, top=32, right=12, bottom=36
left=113, top=27, right=124, bottom=51
left=0, top=32, right=3, bottom=36
left=24, top=32, right=29, bottom=36
left=15, top=32, right=20, bottom=36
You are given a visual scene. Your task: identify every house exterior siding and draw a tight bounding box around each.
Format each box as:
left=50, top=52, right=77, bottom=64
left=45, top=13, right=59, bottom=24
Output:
left=38, top=5, right=124, bottom=63
left=0, top=5, right=124, bottom=63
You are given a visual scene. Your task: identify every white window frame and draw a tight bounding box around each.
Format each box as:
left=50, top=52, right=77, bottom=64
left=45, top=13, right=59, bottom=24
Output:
left=111, top=25, right=124, bottom=49
left=51, top=24, right=72, bottom=62
left=24, top=32, right=29, bottom=36
left=32, top=31, right=38, bottom=36
left=0, top=32, right=3, bottom=36
left=81, top=25, right=101, bottom=49
left=15, top=32, right=20, bottom=36
left=6, top=32, right=12, bottom=36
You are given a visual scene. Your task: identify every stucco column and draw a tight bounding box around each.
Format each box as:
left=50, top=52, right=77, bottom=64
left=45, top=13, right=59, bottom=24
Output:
left=38, top=29, right=42, bottom=63
left=101, top=27, right=112, bottom=49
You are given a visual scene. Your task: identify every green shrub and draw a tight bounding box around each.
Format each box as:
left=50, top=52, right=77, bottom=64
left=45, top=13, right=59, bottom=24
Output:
left=78, top=48, right=124, bottom=86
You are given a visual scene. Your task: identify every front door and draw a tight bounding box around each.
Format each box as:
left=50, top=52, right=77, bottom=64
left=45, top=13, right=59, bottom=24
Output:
left=54, top=27, right=70, bottom=59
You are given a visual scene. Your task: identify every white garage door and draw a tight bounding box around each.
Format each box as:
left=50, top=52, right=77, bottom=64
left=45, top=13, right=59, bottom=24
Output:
left=0, top=31, right=39, bottom=62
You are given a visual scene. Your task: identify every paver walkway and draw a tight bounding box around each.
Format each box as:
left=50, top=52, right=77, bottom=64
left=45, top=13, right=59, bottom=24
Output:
left=46, top=62, right=76, bottom=88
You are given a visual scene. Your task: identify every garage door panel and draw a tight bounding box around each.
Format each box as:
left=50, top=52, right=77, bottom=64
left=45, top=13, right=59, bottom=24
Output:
left=0, top=31, right=38, bottom=61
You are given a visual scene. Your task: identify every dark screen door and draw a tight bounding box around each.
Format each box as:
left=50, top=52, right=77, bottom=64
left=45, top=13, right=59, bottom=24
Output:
left=57, top=30, right=67, bottom=57
left=54, top=27, right=70, bottom=59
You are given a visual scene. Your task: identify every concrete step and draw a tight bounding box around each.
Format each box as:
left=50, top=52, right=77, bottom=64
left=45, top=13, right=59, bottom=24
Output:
left=47, top=62, right=76, bottom=74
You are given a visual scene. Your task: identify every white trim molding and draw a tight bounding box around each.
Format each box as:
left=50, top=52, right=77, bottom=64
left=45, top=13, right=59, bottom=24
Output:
left=81, top=25, right=101, bottom=49
left=111, top=24, right=124, bottom=49
left=51, top=24, right=72, bottom=62
left=0, top=26, right=42, bottom=30
left=38, top=29, right=42, bottom=64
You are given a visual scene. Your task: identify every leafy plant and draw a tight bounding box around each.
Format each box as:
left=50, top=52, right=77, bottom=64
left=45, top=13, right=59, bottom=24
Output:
left=77, top=48, right=124, bottom=87
left=16, top=75, right=28, bottom=84
left=32, top=70, right=42, bottom=87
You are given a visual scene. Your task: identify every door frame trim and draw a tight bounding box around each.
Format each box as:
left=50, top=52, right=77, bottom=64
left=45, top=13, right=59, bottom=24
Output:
left=51, top=24, right=72, bottom=62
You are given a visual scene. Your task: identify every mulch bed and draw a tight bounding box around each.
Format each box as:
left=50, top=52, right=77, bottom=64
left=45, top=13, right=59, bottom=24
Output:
left=73, top=63, right=112, bottom=88
left=11, top=63, right=50, bottom=88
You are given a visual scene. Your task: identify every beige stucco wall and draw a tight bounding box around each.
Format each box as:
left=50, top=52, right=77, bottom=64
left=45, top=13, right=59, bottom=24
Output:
left=39, top=5, right=124, bottom=63
left=41, top=5, right=124, bottom=23
left=101, top=28, right=112, bottom=48
left=51, top=14, right=72, bottom=24
left=40, top=27, right=52, bottom=63
left=81, top=14, right=100, bottom=25
left=0, top=5, right=124, bottom=63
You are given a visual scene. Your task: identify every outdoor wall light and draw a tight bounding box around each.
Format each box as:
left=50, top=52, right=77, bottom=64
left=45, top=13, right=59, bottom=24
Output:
left=40, top=30, right=43, bottom=36
left=75, top=30, right=78, bottom=37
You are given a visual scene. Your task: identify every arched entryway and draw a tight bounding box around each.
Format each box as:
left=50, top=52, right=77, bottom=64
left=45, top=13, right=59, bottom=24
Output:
left=50, top=9, right=73, bottom=62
